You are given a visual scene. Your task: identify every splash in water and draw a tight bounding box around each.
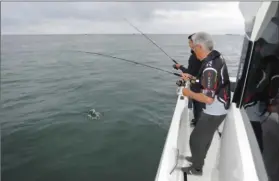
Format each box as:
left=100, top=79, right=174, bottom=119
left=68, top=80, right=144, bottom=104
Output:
left=88, top=109, right=103, bottom=120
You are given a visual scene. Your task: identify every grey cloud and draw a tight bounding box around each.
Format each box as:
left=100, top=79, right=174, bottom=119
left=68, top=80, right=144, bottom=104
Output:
left=1, top=2, right=243, bottom=34
left=2, top=2, right=206, bottom=27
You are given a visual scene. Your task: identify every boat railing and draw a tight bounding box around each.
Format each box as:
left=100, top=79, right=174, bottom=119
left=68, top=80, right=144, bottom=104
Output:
left=155, top=86, right=188, bottom=181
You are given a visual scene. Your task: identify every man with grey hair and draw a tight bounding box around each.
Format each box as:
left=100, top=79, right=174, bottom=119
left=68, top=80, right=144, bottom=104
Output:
left=181, top=32, right=231, bottom=175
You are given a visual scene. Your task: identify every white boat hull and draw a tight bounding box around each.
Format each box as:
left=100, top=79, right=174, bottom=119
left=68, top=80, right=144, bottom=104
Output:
left=155, top=77, right=268, bottom=181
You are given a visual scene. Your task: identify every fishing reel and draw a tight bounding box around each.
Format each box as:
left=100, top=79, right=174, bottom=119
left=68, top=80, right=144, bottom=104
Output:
left=176, top=79, right=199, bottom=87
left=176, top=78, right=199, bottom=88
left=176, top=79, right=186, bottom=87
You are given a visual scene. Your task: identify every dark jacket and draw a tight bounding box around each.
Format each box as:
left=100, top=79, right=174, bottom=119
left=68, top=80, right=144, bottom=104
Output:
left=197, top=50, right=231, bottom=110
left=179, top=50, right=202, bottom=77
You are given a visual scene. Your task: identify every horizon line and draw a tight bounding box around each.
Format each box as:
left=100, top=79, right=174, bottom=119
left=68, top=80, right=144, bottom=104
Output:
left=2, top=33, right=244, bottom=36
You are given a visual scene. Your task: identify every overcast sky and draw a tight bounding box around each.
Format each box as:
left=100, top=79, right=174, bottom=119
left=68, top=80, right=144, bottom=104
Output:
left=1, top=2, right=245, bottom=35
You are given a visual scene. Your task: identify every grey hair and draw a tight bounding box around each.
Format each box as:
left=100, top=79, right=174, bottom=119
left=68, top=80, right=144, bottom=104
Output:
left=191, top=32, right=214, bottom=51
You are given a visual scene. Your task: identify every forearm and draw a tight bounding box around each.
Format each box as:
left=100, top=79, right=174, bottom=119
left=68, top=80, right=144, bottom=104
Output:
left=190, top=92, right=211, bottom=104
left=183, top=88, right=213, bottom=104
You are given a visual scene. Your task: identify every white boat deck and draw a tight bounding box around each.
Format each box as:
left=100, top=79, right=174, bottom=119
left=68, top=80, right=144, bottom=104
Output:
left=155, top=82, right=267, bottom=181
left=177, top=107, right=223, bottom=181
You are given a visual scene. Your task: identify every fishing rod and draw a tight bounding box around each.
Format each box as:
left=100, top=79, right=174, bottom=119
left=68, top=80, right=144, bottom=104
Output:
left=73, top=50, right=181, bottom=78
left=124, top=19, right=179, bottom=65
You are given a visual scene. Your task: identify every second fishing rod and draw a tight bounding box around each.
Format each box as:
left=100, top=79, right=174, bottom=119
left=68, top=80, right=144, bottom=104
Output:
left=124, top=19, right=182, bottom=71
left=73, top=50, right=181, bottom=78
left=71, top=50, right=196, bottom=86
left=72, top=19, right=197, bottom=84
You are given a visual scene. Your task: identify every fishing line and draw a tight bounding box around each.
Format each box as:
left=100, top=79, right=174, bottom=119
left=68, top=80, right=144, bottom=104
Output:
left=72, top=50, right=181, bottom=77
left=124, top=19, right=178, bottom=64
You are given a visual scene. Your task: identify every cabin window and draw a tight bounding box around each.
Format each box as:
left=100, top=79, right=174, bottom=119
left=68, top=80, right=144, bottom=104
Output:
left=242, top=2, right=279, bottom=107
left=232, top=36, right=254, bottom=107
left=236, top=37, right=253, bottom=82
left=240, top=3, right=279, bottom=181
left=234, top=2, right=279, bottom=108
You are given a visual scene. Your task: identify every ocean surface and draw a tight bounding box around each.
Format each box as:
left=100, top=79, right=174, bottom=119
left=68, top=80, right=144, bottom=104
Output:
left=1, top=34, right=243, bottom=181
